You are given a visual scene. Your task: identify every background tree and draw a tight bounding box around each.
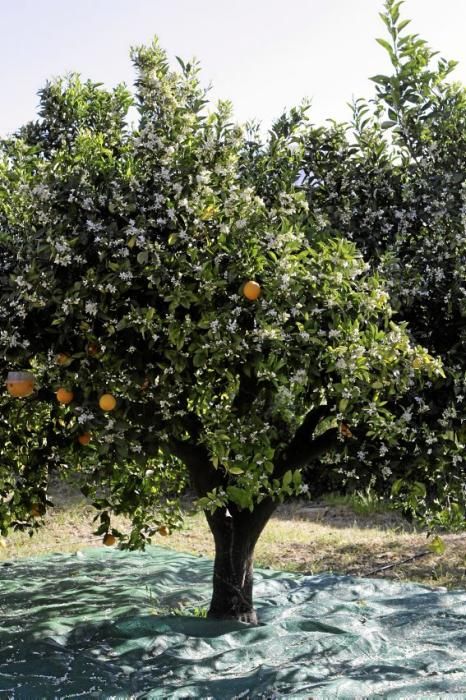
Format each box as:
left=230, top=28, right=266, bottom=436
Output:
left=300, top=0, right=466, bottom=525
left=0, top=37, right=440, bottom=622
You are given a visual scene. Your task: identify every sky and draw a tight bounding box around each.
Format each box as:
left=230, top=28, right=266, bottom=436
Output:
left=1, top=0, right=466, bottom=136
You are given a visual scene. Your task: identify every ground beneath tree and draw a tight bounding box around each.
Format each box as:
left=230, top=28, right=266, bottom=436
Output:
left=2, top=546, right=466, bottom=698
left=1, top=480, right=466, bottom=590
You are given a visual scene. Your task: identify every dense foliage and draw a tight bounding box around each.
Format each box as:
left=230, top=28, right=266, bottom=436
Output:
left=0, top=32, right=439, bottom=534
left=299, top=0, right=466, bottom=527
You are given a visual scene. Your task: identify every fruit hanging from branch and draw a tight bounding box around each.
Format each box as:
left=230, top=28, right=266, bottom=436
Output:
left=5, top=371, right=36, bottom=398
left=339, top=423, right=353, bottom=438
left=99, top=393, right=117, bottom=411
left=56, top=387, right=74, bottom=405
left=86, top=342, right=101, bottom=358
left=242, top=281, right=261, bottom=301
left=56, top=353, right=72, bottom=366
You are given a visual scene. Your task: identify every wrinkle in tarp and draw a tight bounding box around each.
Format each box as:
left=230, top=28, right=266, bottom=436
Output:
left=0, top=546, right=466, bottom=698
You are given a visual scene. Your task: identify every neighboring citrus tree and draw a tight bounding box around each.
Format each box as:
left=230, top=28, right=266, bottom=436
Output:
left=299, top=0, right=466, bottom=526
left=0, top=37, right=441, bottom=621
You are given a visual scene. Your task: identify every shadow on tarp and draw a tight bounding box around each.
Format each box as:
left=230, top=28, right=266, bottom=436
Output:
left=1, top=546, right=466, bottom=699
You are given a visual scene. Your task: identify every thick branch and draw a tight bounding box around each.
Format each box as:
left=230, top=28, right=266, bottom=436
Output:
left=168, top=436, right=224, bottom=497
left=232, top=368, right=259, bottom=416
left=274, top=405, right=339, bottom=476
left=180, top=411, right=204, bottom=441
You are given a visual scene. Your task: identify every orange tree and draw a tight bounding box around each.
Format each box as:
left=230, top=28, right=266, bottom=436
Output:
left=0, top=40, right=441, bottom=622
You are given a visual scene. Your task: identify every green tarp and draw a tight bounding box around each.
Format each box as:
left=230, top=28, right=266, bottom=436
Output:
left=1, top=545, right=466, bottom=698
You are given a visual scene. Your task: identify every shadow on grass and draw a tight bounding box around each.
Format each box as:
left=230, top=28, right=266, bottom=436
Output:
left=272, top=499, right=417, bottom=532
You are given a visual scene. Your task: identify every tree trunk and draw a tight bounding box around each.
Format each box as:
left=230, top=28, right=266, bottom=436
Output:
left=169, top=434, right=280, bottom=623
left=205, top=500, right=276, bottom=624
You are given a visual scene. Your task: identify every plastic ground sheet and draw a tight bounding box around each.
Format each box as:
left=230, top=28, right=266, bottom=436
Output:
left=1, top=545, right=466, bottom=698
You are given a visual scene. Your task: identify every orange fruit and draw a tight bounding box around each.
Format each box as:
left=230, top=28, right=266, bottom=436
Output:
left=56, top=387, right=74, bottom=405
left=78, top=432, right=91, bottom=446
left=56, top=352, right=72, bottom=366
left=6, top=381, right=35, bottom=398
left=5, top=371, right=36, bottom=398
left=158, top=526, right=170, bottom=537
left=86, top=342, right=100, bottom=357
left=99, top=393, right=117, bottom=411
left=103, top=533, right=116, bottom=546
left=243, top=280, right=261, bottom=301
left=30, top=504, right=44, bottom=518
left=339, top=423, right=353, bottom=438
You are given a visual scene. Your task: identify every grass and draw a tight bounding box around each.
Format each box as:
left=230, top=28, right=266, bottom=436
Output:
left=321, top=487, right=391, bottom=516
left=1, top=481, right=466, bottom=590
left=166, top=503, right=466, bottom=589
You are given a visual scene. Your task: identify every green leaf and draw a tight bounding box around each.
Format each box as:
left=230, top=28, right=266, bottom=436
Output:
left=175, top=56, right=185, bottom=71
left=428, top=535, right=446, bottom=556
left=391, top=478, right=404, bottom=496
left=411, top=482, right=427, bottom=500
left=282, top=470, right=292, bottom=488
left=226, top=486, right=250, bottom=509
left=397, top=18, right=411, bottom=32
left=389, top=1, right=402, bottom=23
left=370, top=74, right=390, bottom=86
left=376, top=38, right=394, bottom=54
left=228, top=466, right=244, bottom=475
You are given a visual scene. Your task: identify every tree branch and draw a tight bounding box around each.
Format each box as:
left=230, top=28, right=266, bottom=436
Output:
left=274, top=404, right=338, bottom=476
left=232, top=368, right=259, bottom=416
left=167, top=436, right=224, bottom=497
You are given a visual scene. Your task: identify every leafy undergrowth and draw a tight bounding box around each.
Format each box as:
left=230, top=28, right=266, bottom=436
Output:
left=1, top=481, right=465, bottom=590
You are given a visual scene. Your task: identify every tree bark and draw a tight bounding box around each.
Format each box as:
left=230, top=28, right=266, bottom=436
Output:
left=167, top=406, right=340, bottom=624
left=205, top=499, right=276, bottom=624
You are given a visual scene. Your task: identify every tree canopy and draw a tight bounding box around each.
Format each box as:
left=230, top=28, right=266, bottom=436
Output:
left=0, top=1, right=457, bottom=620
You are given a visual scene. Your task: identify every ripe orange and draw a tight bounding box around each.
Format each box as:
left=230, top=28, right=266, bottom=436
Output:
left=78, top=432, right=91, bottom=446
left=99, top=393, right=117, bottom=411
left=56, top=387, right=74, bottom=405
left=158, top=526, right=170, bottom=536
left=103, top=533, right=116, bottom=546
left=243, top=280, right=261, bottom=301
left=5, top=372, right=36, bottom=398
left=56, top=352, right=72, bottom=366
left=30, top=504, right=44, bottom=518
